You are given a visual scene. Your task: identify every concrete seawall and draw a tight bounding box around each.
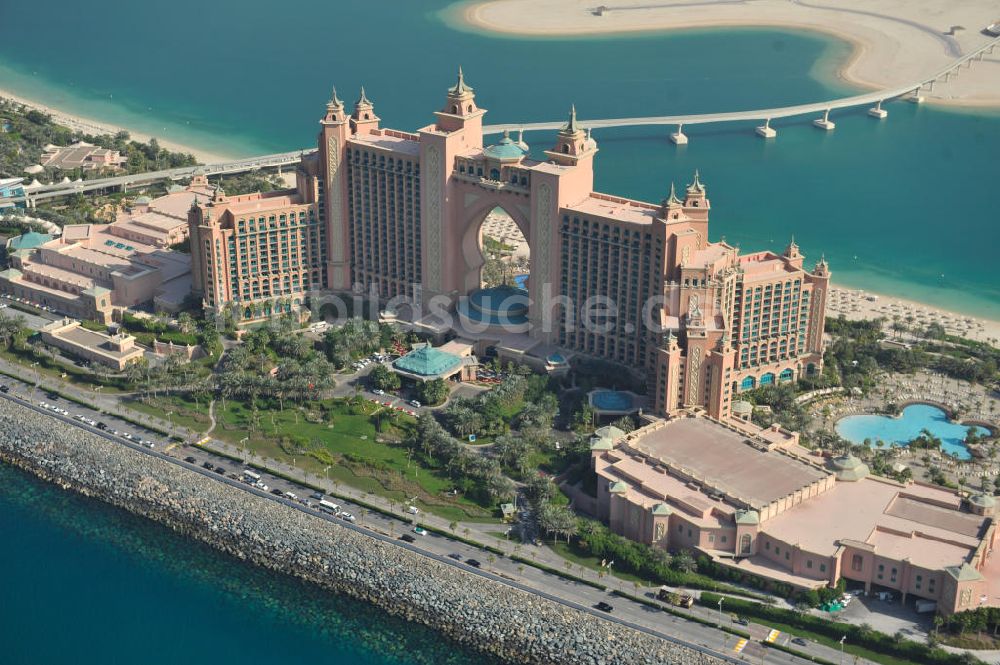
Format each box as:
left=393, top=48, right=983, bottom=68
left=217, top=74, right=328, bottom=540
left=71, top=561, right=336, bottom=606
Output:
left=0, top=397, right=725, bottom=665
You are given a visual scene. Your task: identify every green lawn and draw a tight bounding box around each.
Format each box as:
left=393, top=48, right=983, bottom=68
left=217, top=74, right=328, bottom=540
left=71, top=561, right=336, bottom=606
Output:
left=214, top=397, right=495, bottom=521
left=125, top=393, right=212, bottom=433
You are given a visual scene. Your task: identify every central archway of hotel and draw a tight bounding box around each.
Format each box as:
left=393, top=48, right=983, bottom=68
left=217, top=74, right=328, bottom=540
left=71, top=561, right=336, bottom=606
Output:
left=457, top=206, right=531, bottom=332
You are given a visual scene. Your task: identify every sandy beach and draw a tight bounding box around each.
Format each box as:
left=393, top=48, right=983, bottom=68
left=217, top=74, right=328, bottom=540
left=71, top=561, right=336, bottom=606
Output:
left=454, top=0, right=1000, bottom=107
left=826, top=284, right=1000, bottom=346
left=0, top=86, right=231, bottom=164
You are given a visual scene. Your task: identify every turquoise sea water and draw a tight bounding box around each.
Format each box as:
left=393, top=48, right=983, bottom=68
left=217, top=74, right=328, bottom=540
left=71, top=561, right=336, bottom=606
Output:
left=0, top=462, right=498, bottom=665
left=836, top=403, right=989, bottom=460
left=0, top=1, right=997, bottom=318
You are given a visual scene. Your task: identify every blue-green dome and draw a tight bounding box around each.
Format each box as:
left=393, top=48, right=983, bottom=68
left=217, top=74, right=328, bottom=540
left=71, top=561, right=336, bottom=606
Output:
left=394, top=346, right=463, bottom=377
left=483, top=133, right=527, bottom=161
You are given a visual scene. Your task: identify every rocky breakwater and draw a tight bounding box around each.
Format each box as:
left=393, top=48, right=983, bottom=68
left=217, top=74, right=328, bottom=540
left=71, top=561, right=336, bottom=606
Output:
left=0, top=397, right=725, bottom=665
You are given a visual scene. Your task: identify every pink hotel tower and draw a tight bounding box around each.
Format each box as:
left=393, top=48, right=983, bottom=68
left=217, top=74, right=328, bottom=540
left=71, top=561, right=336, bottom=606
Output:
left=189, top=70, right=830, bottom=419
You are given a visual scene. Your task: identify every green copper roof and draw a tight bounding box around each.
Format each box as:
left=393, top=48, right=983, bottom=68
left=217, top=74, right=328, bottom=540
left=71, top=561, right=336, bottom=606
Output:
left=609, top=481, right=628, bottom=494
left=651, top=503, right=672, bottom=516
left=735, top=509, right=760, bottom=525
left=593, top=425, right=625, bottom=440
left=393, top=346, right=463, bottom=377
left=8, top=231, right=52, bottom=250
left=970, top=494, right=997, bottom=509
left=829, top=454, right=869, bottom=482
left=732, top=400, right=753, bottom=415
left=945, top=562, right=983, bottom=582
left=483, top=130, right=527, bottom=161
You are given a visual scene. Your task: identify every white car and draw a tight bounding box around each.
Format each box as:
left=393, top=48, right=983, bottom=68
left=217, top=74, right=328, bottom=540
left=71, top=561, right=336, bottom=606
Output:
left=340, top=512, right=356, bottom=522
left=372, top=389, right=385, bottom=396
left=407, top=505, right=419, bottom=515
left=409, top=400, right=421, bottom=408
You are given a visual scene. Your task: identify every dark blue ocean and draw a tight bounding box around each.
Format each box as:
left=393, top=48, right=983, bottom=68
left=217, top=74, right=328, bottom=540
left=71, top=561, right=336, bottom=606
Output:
left=0, top=463, right=499, bottom=665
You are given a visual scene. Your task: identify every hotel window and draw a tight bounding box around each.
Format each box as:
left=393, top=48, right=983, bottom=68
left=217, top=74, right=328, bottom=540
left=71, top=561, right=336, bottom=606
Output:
left=915, top=575, right=922, bottom=590
left=774, top=546, right=780, bottom=556
left=807, top=560, right=813, bottom=569
left=851, top=555, right=863, bottom=572
left=820, top=563, right=827, bottom=573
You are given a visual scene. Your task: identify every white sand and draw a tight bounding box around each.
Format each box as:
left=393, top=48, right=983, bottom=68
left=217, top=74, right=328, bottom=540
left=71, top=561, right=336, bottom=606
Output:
left=456, top=0, right=1000, bottom=107
left=827, top=285, right=1000, bottom=346
left=0, top=87, right=232, bottom=164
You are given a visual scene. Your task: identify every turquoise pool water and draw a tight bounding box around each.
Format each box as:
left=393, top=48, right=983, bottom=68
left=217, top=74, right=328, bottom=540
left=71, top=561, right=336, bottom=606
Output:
left=835, top=404, right=988, bottom=460
left=591, top=390, right=634, bottom=412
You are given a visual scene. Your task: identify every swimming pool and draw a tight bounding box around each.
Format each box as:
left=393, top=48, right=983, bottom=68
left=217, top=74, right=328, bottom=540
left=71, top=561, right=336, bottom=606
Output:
left=835, top=403, right=988, bottom=461
left=591, top=390, right=634, bottom=412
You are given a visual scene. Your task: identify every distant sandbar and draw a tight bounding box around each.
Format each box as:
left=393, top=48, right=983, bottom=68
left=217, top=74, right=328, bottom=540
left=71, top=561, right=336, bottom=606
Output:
left=450, top=0, right=1000, bottom=107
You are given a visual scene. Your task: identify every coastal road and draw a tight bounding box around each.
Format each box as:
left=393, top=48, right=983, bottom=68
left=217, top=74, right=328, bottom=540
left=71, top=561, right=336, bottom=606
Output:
left=0, top=373, right=853, bottom=665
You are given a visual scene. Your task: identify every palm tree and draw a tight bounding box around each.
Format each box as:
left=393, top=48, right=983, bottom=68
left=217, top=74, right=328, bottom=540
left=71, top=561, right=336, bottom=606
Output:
left=672, top=551, right=696, bottom=574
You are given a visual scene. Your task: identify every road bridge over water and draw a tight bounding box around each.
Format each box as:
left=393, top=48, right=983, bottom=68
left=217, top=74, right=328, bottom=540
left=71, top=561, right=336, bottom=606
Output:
left=4, top=36, right=997, bottom=206
left=8, top=150, right=305, bottom=206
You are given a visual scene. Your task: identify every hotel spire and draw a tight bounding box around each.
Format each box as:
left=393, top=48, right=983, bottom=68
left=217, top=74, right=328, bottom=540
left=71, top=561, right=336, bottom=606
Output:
left=562, top=104, right=581, bottom=135
left=665, top=182, right=682, bottom=209
left=450, top=65, right=473, bottom=96
left=356, top=86, right=372, bottom=109
left=350, top=85, right=380, bottom=134
left=328, top=86, right=344, bottom=110
left=687, top=169, right=705, bottom=194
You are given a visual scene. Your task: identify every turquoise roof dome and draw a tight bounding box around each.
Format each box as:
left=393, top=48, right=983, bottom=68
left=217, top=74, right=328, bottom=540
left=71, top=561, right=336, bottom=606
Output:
left=394, top=346, right=463, bottom=377
left=483, top=130, right=527, bottom=161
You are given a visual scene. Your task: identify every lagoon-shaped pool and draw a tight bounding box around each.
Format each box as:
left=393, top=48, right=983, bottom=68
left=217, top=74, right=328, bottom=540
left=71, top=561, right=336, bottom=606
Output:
left=835, top=403, right=988, bottom=461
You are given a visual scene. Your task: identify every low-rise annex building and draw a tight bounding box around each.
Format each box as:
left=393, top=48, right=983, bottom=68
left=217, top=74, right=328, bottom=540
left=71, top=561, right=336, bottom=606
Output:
left=39, top=318, right=144, bottom=370
left=591, top=415, right=999, bottom=615
left=40, top=141, right=124, bottom=172
left=0, top=179, right=207, bottom=322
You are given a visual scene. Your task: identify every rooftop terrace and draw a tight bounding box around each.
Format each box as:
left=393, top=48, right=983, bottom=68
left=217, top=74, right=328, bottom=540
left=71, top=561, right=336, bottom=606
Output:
left=763, top=478, right=986, bottom=566
left=622, top=417, right=829, bottom=509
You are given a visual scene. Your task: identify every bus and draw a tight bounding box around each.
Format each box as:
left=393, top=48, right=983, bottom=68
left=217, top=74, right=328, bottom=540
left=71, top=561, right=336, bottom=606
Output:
left=242, top=470, right=262, bottom=483
left=318, top=499, right=341, bottom=514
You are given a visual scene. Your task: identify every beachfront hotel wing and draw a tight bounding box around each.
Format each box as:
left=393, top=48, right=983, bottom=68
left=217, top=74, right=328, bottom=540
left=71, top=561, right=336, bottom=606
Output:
left=590, top=417, right=1000, bottom=615
left=0, top=179, right=203, bottom=323
left=188, top=70, right=829, bottom=420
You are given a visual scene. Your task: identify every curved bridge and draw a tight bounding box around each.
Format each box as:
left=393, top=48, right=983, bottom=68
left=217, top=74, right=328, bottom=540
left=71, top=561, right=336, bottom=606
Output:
left=482, top=36, right=1000, bottom=135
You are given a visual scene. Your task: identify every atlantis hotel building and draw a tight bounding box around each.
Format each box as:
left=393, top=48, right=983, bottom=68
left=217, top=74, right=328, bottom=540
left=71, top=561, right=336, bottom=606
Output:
left=189, top=70, right=830, bottom=419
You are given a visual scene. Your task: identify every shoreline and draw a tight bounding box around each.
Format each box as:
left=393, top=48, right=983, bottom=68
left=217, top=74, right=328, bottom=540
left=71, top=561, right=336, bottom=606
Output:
left=0, top=396, right=722, bottom=665
left=449, top=0, right=1000, bottom=109
left=826, top=283, right=1000, bottom=346
left=0, top=86, right=234, bottom=164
